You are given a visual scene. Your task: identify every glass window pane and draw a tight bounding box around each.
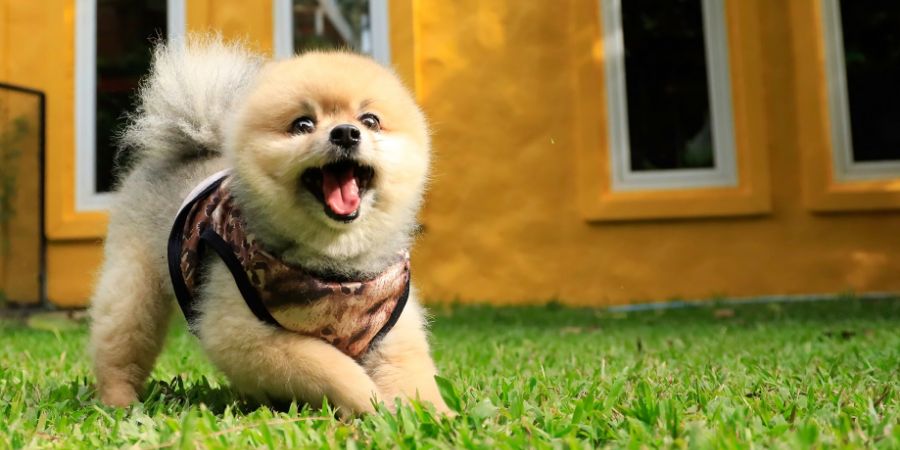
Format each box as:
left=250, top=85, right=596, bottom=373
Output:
left=839, top=2, right=900, bottom=163
left=0, top=87, right=43, bottom=303
left=622, top=0, right=714, bottom=172
left=96, top=0, right=166, bottom=192
left=292, top=0, right=371, bottom=52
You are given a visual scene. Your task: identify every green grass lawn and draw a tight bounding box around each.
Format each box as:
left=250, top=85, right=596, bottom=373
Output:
left=1, top=297, right=898, bottom=449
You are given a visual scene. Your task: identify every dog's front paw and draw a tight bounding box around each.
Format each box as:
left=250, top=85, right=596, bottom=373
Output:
left=329, top=388, right=384, bottom=419
left=380, top=390, right=456, bottom=417
left=98, top=382, right=138, bottom=407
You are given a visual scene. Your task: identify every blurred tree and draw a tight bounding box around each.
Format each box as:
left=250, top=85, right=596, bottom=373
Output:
left=0, top=116, right=28, bottom=255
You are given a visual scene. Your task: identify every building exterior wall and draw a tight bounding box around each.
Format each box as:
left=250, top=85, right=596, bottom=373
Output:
left=410, top=0, right=900, bottom=305
left=1, top=0, right=898, bottom=308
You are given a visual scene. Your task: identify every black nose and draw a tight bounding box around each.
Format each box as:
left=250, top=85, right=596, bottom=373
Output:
left=329, top=124, right=361, bottom=149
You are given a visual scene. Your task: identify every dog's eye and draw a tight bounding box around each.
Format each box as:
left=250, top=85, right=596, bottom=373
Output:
left=359, top=113, right=381, bottom=131
left=290, top=117, right=316, bottom=134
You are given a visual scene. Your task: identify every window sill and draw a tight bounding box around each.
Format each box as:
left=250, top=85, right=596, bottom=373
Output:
left=804, top=178, right=900, bottom=213
left=792, top=0, right=900, bottom=213
left=45, top=209, right=108, bottom=240
left=579, top=186, right=769, bottom=222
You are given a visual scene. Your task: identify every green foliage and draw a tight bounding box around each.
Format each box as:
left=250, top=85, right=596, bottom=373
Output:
left=0, top=298, right=898, bottom=448
left=0, top=116, right=29, bottom=255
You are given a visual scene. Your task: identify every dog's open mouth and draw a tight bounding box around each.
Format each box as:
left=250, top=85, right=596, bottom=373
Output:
left=300, top=160, right=375, bottom=222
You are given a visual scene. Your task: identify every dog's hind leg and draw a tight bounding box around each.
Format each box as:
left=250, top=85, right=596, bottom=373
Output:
left=89, top=234, right=171, bottom=407
left=363, top=296, right=451, bottom=414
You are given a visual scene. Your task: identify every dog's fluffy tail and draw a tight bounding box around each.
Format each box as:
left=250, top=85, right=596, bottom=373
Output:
left=119, top=35, right=262, bottom=165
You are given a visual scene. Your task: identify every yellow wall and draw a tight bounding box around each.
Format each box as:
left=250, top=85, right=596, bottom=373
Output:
left=187, top=0, right=273, bottom=54
left=409, top=0, right=900, bottom=305
left=2, top=0, right=898, bottom=307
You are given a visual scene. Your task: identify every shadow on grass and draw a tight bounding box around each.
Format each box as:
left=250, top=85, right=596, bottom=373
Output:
left=39, top=375, right=306, bottom=418
left=141, top=376, right=260, bottom=415
left=141, top=376, right=313, bottom=416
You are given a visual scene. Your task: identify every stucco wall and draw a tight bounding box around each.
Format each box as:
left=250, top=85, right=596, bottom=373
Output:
left=408, top=0, right=900, bottom=305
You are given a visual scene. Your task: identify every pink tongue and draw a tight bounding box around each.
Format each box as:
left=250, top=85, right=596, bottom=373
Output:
left=322, top=166, right=360, bottom=215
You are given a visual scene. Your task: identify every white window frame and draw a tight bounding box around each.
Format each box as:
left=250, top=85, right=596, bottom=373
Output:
left=821, top=0, right=900, bottom=182
left=600, top=0, right=738, bottom=192
left=75, top=0, right=186, bottom=211
left=273, top=0, right=391, bottom=65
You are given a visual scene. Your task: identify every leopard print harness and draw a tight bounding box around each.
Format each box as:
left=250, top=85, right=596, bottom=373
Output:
left=167, top=171, right=410, bottom=360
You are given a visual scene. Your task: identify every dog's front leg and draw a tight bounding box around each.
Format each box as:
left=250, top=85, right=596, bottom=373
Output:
left=197, top=262, right=384, bottom=417
left=363, top=295, right=451, bottom=414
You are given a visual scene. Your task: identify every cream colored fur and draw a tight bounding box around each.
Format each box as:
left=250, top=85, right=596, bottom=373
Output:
left=88, top=35, right=448, bottom=416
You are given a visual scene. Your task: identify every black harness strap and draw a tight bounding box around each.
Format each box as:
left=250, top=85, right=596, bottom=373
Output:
left=198, top=227, right=280, bottom=328
left=369, top=273, right=410, bottom=347
left=167, top=177, right=225, bottom=329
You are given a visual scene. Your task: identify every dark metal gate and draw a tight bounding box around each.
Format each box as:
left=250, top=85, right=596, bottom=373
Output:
left=0, top=82, right=45, bottom=305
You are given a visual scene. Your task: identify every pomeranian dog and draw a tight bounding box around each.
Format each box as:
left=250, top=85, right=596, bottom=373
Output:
left=88, top=36, right=449, bottom=416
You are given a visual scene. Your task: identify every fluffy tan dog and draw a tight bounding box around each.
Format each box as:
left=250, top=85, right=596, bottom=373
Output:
left=88, top=36, right=449, bottom=416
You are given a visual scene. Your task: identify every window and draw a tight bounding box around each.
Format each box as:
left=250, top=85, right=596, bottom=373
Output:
left=793, top=0, right=900, bottom=212
left=0, top=83, right=44, bottom=303
left=574, top=1, right=770, bottom=221
left=822, top=0, right=900, bottom=181
left=273, top=0, right=391, bottom=65
left=75, top=0, right=185, bottom=211
left=601, top=0, right=737, bottom=191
